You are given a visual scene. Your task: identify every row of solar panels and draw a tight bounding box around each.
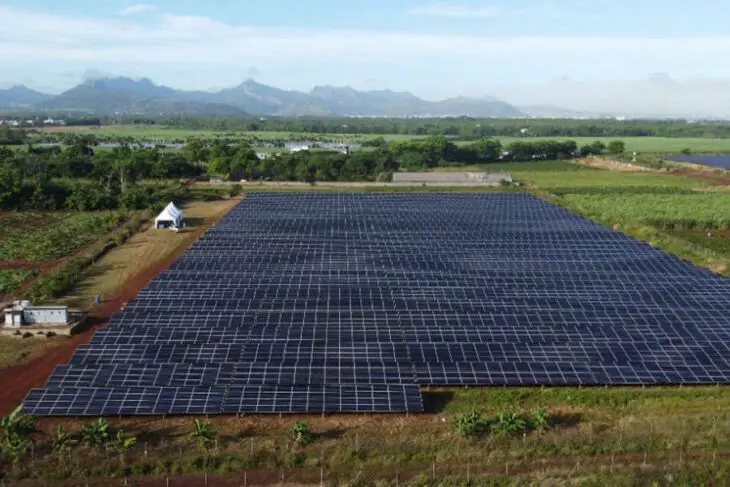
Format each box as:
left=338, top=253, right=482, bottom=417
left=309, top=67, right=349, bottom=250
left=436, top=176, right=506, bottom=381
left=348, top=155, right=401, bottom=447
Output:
left=44, top=362, right=730, bottom=389
left=23, top=384, right=424, bottom=416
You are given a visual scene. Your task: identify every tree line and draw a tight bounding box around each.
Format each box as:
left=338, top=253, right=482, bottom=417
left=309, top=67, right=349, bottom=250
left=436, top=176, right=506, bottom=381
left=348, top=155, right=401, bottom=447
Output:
left=4, top=114, right=730, bottom=139
left=101, top=117, right=730, bottom=139
left=0, top=133, right=624, bottom=210
left=0, top=139, right=204, bottom=211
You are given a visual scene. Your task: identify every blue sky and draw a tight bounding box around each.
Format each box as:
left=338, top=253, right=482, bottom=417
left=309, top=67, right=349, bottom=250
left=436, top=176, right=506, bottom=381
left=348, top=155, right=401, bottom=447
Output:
left=2, top=0, right=730, bottom=113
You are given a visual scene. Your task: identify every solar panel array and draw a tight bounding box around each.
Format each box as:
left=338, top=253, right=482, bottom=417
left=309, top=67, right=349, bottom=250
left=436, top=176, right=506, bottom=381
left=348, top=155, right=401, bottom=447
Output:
left=23, top=192, right=730, bottom=416
left=664, top=155, right=730, bottom=170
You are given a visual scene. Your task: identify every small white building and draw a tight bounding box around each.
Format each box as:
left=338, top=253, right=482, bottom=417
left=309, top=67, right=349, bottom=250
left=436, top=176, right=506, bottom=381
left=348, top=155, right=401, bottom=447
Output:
left=3, top=301, right=69, bottom=328
left=155, top=202, right=185, bottom=230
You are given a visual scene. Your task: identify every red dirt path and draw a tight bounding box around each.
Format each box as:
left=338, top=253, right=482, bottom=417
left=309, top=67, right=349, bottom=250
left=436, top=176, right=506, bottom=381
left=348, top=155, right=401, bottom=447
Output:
left=670, top=168, right=730, bottom=185
left=0, top=225, right=211, bottom=417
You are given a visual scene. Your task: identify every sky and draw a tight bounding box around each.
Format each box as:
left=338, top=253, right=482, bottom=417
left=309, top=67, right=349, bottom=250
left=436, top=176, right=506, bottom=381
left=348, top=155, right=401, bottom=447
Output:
left=2, top=0, right=730, bottom=115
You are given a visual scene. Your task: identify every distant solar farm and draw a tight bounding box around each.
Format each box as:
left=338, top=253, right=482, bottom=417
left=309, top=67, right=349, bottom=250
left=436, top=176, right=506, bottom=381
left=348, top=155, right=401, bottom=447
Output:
left=23, top=192, right=730, bottom=416
left=665, top=155, right=730, bottom=170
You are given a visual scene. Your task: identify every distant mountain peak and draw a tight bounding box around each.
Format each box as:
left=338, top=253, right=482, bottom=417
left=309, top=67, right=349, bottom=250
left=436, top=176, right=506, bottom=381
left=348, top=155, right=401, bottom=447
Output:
left=0, top=75, right=524, bottom=117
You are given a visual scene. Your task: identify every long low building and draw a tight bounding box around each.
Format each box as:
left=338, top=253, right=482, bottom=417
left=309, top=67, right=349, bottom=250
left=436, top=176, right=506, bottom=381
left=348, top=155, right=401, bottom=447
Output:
left=391, top=172, right=511, bottom=184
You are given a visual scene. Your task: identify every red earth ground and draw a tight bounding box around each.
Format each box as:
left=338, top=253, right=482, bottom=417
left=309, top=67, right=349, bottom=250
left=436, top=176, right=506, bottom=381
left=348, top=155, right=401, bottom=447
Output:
left=669, top=168, right=730, bottom=185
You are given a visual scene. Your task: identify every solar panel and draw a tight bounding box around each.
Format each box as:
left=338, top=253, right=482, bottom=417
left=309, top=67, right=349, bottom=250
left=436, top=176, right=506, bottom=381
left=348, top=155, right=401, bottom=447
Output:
left=22, top=192, right=730, bottom=416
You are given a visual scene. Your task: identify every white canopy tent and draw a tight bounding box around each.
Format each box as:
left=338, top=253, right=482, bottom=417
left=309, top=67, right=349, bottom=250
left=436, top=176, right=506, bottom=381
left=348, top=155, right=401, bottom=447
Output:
left=155, top=202, right=184, bottom=229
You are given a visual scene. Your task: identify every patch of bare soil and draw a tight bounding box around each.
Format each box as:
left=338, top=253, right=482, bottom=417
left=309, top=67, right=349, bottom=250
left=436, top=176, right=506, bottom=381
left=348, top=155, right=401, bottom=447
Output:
left=669, top=168, right=730, bottom=185
left=577, top=156, right=655, bottom=172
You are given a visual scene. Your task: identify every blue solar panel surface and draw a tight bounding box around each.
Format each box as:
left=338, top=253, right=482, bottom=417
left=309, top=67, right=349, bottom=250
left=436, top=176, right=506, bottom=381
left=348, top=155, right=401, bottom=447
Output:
left=664, top=155, right=730, bottom=170
left=22, top=192, right=730, bottom=416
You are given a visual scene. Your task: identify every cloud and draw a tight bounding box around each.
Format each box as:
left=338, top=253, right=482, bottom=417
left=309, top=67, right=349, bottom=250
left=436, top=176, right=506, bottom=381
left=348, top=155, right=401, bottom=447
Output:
left=119, top=4, right=157, bottom=16
left=82, top=68, right=113, bottom=81
left=408, top=3, right=503, bottom=17
left=5, top=5, right=730, bottom=115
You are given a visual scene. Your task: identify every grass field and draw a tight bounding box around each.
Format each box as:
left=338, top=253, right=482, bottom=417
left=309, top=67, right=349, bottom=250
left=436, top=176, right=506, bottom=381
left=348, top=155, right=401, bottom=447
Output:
left=484, top=136, right=730, bottom=153
left=512, top=168, right=711, bottom=191
left=39, top=126, right=423, bottom=142
left=7, top=387, right=730, bottom=485
left=0, top=336, right=66, bottom=370
left=38, top=125, right=730, bottom=153
left=0, top=269, right=38, bottom=295
left=563, top=193, right=730, bottom=229
left=0, top=212, right=124, bottom=263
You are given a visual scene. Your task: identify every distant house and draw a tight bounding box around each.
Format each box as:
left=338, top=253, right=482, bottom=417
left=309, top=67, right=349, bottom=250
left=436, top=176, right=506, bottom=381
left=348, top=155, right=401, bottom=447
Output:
left=392, top=172, right=512, bottom=185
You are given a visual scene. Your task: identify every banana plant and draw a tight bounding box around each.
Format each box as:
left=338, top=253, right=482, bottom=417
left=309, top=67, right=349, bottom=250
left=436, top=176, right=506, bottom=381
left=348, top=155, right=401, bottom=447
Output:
left=110, top=430, right=137, bottom=465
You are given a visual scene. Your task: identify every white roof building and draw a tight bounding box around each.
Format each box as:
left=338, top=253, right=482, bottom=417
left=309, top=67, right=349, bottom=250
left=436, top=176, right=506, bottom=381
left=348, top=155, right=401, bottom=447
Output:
left=155, top=202, right=184, bottom=229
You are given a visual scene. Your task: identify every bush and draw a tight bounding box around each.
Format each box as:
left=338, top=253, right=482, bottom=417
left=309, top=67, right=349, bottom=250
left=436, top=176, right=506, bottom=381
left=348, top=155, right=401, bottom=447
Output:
left=455, top=411, right=488, bottom=437
left=292, top=421, right=313, bottom=446
left=491, top=412, right=527, bottom=437
left=228, top=184, right=243, bottom=197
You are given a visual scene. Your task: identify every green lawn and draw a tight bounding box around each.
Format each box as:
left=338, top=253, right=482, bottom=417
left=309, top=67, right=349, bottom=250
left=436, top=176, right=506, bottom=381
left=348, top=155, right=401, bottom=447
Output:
left=513, top=169, right=712, bottom=191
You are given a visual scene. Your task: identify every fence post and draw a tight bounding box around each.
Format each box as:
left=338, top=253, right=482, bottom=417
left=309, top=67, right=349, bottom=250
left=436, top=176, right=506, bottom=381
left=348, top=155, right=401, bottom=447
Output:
left=204, top=473, right=208, bottom=487
left=166, top=476, right=170, bottom=487
left=320, top=466, right=324, bottom=486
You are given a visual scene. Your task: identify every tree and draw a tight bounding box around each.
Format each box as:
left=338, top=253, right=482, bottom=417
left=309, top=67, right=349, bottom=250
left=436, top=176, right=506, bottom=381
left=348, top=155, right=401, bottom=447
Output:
left=0, top=163, right=23, bottom=209
left=469, top=137, right=503, bottom=162
left=398, top=150, right=426, bottom=171
left=189, top=419, right=216, bottom=453
left=607, top=140, right=626, bottom=155
left=81, top=418, right=110, bottom=451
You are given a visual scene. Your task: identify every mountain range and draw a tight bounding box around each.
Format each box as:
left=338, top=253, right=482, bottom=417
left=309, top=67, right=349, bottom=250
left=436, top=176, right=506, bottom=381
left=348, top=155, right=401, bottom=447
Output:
left=0, top=77, right=526, bottom=118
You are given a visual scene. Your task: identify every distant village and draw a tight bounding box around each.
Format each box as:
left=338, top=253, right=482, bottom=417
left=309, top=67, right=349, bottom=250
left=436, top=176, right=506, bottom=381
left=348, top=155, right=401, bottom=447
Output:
left=0, top=118, right=67, bottom=127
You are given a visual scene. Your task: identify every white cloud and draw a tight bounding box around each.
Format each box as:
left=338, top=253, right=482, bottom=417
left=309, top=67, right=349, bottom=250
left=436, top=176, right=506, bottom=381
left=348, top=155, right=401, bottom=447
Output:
left=5, top=5, right=730, bottom=115
left=408, top=3, right=503, bottom=17
left=119, top=4, right=157, bottom=16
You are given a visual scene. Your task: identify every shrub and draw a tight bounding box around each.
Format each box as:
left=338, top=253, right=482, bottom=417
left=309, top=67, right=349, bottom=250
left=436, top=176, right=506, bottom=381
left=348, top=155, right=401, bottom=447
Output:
left=491, top=412, right=526, bottom=437
left=530, top=408, right=551, bottom=432
left=228, top=184, right=243, bottom=197
left=292, top=421, right=314, bottom=446
left=455, top=411, right=488, bottom=437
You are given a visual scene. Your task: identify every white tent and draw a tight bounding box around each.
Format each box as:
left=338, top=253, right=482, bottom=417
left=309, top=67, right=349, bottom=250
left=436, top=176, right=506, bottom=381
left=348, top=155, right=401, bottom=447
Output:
left=155, top=202, right=184, bottom=229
